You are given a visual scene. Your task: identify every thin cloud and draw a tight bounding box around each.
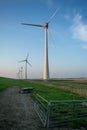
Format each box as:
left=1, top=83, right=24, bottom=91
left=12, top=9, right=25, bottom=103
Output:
left=64, top=14, right=70, bottom=21
left=40, top=0, right=54, bottom=7
left=47, top=0, right=54, bottom=6
left=71, top=14, right=87, bottom=42
left=64, top=14, right=70, bottom=20
left=82, top=44, right=87, bottom=50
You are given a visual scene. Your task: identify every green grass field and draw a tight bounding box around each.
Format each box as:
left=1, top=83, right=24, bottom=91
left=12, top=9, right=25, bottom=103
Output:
left=0, top=77, right=87, bottom=100
left=0, top=77, right=87, bottom=128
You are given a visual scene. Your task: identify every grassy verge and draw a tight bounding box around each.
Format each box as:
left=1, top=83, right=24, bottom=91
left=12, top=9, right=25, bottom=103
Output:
left=0, top=77, right=16, bottom=91
left=0, top=77, right=87, bottom=100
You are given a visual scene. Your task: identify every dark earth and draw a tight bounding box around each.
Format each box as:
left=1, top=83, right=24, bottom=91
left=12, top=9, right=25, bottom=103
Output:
left=0, top=86, right=86, bottom=130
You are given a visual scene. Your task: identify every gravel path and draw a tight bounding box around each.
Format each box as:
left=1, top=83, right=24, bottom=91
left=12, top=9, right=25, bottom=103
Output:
left=0, top=86, right=86, bottom=130
left=0, top=86, right=44, bottom=130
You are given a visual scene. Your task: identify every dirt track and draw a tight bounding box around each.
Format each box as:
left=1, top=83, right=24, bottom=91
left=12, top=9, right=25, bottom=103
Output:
left=0, top=86, right=44, bottom=130
left=0, top=86, right=86, bottom=130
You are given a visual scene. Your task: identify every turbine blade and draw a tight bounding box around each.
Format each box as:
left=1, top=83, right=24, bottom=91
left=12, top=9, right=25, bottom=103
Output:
left=47, top=7, right=60, bottom=23
left=19, top=60, right=26, bottom=63
left=21, top=23, right=43, bottom=28
left=47, top=29, right=56, bottom=47
left=27, top=61, right=32, bottom=67
left=26, top=53, right=29, bottom=60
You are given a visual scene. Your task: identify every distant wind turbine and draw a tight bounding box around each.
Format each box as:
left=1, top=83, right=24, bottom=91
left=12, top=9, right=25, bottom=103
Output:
left=21, top=8, right=59, bottom=80
left=20, top=66, right=23, bottom=79
left=19, top=54, right=32, bottom=80
left=17, top=68, right=21, bottom=79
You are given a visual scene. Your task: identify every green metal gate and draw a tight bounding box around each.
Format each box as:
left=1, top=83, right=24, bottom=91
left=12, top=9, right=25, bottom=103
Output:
left=33, top=94, right=87, bottom=128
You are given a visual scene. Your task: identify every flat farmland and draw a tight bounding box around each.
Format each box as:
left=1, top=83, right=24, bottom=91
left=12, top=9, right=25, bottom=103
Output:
left=0, top=77, right=87, bottom=129
left=0, top=77, right=87, bottom=100
left=28, top=79, right=87, bottom=100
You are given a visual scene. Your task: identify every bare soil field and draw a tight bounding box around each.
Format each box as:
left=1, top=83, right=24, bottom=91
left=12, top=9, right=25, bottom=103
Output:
left=0, top=86, right=86, bottom=130
left=73, top=79, right=87, bottom=83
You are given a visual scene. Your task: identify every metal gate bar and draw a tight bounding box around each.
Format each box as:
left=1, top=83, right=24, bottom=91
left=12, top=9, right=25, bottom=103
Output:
left=33, top=94, right=87, bottom=128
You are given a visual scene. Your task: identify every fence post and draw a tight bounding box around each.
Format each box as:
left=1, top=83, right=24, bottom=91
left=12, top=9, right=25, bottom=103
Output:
left=46, top=101, right=51, bottom=128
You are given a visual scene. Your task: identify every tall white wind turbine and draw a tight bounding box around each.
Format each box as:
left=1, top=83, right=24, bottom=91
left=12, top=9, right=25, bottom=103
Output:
left=21, top=8, right=59, bottom=80
left=19, top=54, right=32, bottom=80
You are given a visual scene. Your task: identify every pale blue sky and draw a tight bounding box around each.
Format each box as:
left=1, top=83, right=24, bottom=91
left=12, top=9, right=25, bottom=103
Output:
left=0, top=0, right=87, bottom=79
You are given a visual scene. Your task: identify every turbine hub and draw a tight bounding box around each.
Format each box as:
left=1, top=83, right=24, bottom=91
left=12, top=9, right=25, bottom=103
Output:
left=43, top=23, right=48, bottom=29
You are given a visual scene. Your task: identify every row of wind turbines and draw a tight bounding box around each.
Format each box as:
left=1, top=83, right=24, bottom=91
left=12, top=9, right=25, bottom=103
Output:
left=18, top=54, right=32, bottom=80
left=19, top=8, right=59, bottom=80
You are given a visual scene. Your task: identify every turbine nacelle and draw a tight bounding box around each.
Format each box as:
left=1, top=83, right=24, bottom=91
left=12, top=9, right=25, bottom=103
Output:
left=43, top=23, right=48, bottom=29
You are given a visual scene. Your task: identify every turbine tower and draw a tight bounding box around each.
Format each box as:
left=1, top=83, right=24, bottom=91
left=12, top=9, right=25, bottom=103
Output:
left=21, top=8, right=59, bottom=80
left=19, top=54, right=32, bottom=80
left=17, top=69, right=21, bottom=79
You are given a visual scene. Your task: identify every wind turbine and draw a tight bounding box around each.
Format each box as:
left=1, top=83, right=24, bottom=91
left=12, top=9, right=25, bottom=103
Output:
left=17, top=68, right=21, bottom=79
left=20, top=66, right=23, bottom=79
left=19, top=54, right=32, bottom=80
left=21, top=8, right=59, bottom=80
